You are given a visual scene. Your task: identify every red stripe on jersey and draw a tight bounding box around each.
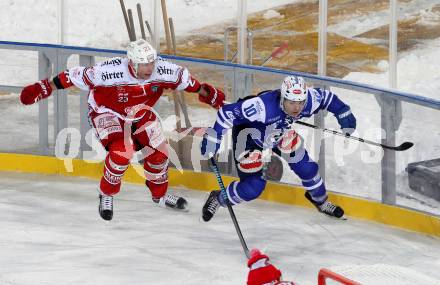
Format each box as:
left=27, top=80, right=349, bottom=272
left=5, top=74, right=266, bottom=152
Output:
left=128, top=63, right=137, bottom=77
left=176, top=68, right=183, bottom=85
left=82, top=67, right=94, bottom=88
left=184, top=76, right=202, bottom=93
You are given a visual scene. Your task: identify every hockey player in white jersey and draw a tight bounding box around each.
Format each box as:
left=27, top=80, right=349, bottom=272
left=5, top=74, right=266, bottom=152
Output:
left=201, top=76, right=356, bottom=221
left=20, top=39, right=225, bottom=221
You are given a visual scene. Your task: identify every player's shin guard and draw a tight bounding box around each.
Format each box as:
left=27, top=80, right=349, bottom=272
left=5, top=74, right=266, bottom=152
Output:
left=144, top=159, right=169, bottom=199
left=302, top=173, right=327, bottom=204
left=100, top=155, right=129, bottom=196
left=289, top=151, right=343, bottom=218
left=289, top=151, right=327, bottom=203
left=303, top=175, right=345, bottom=218
left=225, top=177, right=266, bottom=205
left=144, top=158, right=187, bottom=210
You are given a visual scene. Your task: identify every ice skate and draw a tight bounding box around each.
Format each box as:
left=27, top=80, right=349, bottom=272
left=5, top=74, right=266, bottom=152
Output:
left=99, top=194, right=113, bottom=221
left=305, top=192, right=344, bottom=218
left=202, top=190, right=221, bottom=222
left=152, top=192, right=188, bottom=211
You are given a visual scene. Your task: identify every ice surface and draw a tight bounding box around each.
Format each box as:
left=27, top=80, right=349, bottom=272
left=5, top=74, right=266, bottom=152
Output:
left=0, top=172, right=439, bottom=285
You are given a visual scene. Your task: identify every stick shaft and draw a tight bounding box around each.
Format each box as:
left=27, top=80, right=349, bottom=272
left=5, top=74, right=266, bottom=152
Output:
left=295, top=121, right=413, bottom=151
left=209, top=157, right=250, bottom=258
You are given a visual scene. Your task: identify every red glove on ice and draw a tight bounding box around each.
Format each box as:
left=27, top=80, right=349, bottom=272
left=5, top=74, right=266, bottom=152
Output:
left=199, top=83, right=225, bottom=109
left=247, top=249, right=282, bottom=285
left=20, top=79, right=53, bottom=105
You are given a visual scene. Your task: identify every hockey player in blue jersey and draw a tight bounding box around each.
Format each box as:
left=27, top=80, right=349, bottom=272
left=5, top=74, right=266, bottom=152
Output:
left=200, top=75, right=356, bottom=221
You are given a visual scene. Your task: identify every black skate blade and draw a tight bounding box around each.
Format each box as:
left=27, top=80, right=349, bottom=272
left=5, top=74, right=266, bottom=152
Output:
left=163, top=203, right=190, bottom=213
left=175, top=204, right=190, bottom=213
left=328, top=215, right=347, bottom=221
left=321, top=213, right=347, bottom=221
left=152, top=197, right=189, bottom=212
left=162, top=204, right=190, bottom=213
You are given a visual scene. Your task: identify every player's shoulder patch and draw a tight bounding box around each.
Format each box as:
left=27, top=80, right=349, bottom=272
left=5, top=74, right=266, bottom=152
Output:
left=241, top=96, right=266, bottom=122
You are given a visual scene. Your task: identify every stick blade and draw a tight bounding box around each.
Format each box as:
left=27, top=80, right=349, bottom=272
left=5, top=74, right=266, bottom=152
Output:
left=394, top=141, right=414, bottom=151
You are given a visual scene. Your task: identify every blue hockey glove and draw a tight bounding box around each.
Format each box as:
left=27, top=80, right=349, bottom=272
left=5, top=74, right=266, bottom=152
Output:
left=200, top=128, right=222, bottom=158
left=336, top=105, right=356, bottom=135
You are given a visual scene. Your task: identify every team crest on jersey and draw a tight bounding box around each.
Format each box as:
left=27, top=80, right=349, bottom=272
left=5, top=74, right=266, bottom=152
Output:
left=151, top=85, right=159, bottom=93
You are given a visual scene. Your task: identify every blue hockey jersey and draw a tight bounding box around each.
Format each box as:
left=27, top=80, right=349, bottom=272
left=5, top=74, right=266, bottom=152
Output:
left=212, top=88, right=348, bottom=148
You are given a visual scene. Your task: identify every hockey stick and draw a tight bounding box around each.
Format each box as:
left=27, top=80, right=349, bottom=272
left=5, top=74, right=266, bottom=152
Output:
left=295, top=121, right=414, bottom=151
left=209, top=157, right=251, bottom=259
left=260, top=42, right=290, bottom=66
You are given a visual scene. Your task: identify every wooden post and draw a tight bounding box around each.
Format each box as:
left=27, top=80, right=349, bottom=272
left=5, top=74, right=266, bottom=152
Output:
left=169, top=18, right=177, bottom=55
left=128, top=9, right=137, bottom=40
left=145, top=20, right=154, bottom=40
left=160, top=0, right=172, bottom=53
left=136, top=3, right=146, bottom=40
left=119, top=0, right=133, bottom=41
left=159, top=0, right=180, bottom=128
left=169, top=17, right=191, bottom=128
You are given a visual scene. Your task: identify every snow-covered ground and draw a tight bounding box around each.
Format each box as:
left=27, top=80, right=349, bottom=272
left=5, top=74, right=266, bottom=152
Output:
left=328, top=0, right=440, bottom=38
left=0, top=0, right=301, bottom=48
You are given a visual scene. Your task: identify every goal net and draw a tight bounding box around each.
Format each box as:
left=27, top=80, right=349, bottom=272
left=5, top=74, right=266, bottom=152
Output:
left=318, top=264, right=439, bottom=285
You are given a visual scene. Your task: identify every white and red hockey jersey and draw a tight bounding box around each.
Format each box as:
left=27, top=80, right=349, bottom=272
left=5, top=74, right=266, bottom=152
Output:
left=67, top=57, right=200, bottom=121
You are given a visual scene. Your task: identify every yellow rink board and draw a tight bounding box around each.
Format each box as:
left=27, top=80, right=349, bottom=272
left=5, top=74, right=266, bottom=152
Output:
left=0, top=153, right=439, bottom=237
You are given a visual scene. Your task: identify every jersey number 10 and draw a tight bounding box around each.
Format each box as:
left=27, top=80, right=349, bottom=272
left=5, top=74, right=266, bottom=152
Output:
left=244, top=104, right=257, bottom=117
